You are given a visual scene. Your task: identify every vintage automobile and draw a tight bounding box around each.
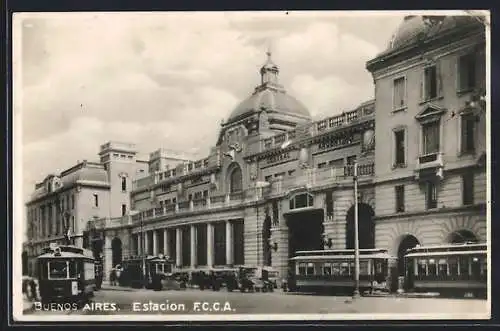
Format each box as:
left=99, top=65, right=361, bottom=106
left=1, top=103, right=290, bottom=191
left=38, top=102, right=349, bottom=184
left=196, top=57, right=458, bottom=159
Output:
left=262, top=266, right=280, bottom=289
left=238, top=266, right=274, bottom=293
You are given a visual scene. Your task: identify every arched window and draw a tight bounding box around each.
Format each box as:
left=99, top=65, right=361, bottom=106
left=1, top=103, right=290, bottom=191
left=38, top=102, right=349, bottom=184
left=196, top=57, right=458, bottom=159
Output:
left=289, top=192, right=314, bottom=210
left=229, top=166, right=243, bottom=193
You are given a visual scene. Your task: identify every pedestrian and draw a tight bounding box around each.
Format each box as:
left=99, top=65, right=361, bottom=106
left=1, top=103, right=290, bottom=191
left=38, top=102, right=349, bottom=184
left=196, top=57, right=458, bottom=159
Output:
left=110, top=268, right=116, bottom=286
left=115, top=265, right=122, bottom=286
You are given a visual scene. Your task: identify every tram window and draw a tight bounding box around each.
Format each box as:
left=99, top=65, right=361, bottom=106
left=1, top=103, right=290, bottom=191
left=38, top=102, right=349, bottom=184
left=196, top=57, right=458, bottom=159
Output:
left=428, top=259, right=437, bottom=276
left=323, top=263, right=332, bottom=275
left=48, top=261, right=68, bottom=279
left=481, top=258, right=487, bottom=276
left=375, top=261, right=383, bottom=274
left=298, top=264, right=306, bottom=276
left=438, top=259, right=447, bottom=277
left=459, top=256, right=469, bottom=276
left=332, top=262, right=340, bottom=276
left=340, top=262, right=349, bottom=276
left=417, top=259, right=427, bottom=276
left=448, top=257, right=459, bottom=276
left=306, top=263, right=315, bottom=275
left=471, top=257, right=481, bottom=278
left=360, top=261, right=369, bottom=275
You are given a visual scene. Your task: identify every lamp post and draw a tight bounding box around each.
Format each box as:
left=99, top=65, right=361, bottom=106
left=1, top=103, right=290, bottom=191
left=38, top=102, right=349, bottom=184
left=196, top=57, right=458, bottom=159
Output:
left=353, top=161, right=360, bottom=299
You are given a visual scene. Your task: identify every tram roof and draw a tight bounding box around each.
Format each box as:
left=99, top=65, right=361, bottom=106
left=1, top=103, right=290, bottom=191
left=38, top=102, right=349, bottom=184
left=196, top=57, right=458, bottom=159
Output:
left=405, top=242, right=487, bottom=254
left=37, top=251, right=94, bottom=259
left=290, top=252, right=394, bottom=261
left=39, top=244, right=93, bottom=259
left=293, top=248, right=389, bottom=257
left=123, top=255, right=174, bottom=262
left=405, top=250, right=487, bottom=258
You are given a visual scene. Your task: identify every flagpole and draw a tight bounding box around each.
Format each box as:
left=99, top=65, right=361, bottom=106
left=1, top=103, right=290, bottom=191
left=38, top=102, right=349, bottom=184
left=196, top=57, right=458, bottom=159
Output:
left=353, top=161, right=360, bottom=299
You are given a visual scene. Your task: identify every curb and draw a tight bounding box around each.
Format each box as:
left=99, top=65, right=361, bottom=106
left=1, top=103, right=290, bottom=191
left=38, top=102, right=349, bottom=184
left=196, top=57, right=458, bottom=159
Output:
left=100, top=287, right=136, bottom=292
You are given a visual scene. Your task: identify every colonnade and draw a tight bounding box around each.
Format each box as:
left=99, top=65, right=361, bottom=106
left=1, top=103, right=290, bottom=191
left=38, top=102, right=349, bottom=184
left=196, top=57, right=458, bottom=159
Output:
left=135, top=220, right=235, bottom=268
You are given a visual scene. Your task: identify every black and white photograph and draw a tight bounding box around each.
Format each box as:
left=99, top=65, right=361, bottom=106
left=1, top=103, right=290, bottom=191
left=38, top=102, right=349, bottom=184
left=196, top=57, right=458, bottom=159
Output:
left=12, top=10, right=490, bottom=321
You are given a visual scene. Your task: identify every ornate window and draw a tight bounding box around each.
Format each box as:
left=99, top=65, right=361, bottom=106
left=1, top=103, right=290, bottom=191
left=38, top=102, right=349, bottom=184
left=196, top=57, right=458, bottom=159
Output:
left=229, top=165, right=243, bottom=193
left=289, top=192, right=314, bottom=210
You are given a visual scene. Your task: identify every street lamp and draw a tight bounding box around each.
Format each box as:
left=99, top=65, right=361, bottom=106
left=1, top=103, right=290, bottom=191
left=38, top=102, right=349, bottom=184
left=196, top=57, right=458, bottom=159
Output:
left=352, top=161, right=360, bottom=299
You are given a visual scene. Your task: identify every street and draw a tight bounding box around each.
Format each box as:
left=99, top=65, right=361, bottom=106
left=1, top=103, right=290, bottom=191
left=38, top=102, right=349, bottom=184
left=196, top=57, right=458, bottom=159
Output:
left=24, top=287, right=490, bottom=317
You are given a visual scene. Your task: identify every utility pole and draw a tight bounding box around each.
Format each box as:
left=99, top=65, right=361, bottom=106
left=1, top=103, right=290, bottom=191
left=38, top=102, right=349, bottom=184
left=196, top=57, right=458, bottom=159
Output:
left=353, top=161, right=360, bottom=299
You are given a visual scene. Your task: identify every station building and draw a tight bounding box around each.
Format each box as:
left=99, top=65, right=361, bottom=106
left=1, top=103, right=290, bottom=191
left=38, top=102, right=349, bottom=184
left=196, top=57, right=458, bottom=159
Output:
left=22, top=15, right=487, bottom=286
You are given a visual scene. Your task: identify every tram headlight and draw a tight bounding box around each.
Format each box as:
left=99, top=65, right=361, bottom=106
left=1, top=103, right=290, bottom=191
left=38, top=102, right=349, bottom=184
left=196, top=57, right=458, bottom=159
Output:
left=71, top=281, right=78, bottom=295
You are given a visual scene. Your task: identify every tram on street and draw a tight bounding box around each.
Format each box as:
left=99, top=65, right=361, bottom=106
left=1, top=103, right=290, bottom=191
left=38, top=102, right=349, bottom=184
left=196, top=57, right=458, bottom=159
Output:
left=403, top=242, right=487, bottom=298
left=120, top=254, right=175, bottom=289
left=289, top=249, right=395, bottom=294
left=35, top=243, right=96, bottom=304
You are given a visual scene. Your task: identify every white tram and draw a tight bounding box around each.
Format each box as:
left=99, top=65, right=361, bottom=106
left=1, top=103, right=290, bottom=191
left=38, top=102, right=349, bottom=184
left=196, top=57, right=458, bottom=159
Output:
left=289, top=249, right=395, bottom=294
left=404, top=242, right=487, bottom=298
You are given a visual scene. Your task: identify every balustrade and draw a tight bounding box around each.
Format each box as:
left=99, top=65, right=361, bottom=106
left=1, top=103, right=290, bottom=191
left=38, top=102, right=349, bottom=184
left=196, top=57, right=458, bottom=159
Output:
left=129, top=163, right=374, bottom=224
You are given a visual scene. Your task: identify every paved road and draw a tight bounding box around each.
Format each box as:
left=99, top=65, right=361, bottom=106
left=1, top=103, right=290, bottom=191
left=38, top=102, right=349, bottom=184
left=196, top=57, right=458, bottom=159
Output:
left=25, top=288, right=489, bottom=317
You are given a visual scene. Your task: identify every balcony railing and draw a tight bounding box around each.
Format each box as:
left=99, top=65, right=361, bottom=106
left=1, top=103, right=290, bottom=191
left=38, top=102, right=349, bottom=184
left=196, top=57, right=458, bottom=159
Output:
left=128, top=163, right=374, bottom=225
left=260, top=107, right=373, bottom=151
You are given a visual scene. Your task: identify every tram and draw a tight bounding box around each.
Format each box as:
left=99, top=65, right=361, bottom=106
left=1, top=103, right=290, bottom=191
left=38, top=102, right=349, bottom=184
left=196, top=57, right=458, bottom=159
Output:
left=35, top=243, right=96, bottom=304
left=404, top=242, right=487, bottom=298
left=120, top=254, right=175, bottom=289
left=289, top=249, right=395, bottom=294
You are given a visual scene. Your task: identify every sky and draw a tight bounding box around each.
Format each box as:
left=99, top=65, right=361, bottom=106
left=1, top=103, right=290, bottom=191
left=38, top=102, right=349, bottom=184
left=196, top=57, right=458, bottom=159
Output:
left=15, top=11, right=411, bottom=206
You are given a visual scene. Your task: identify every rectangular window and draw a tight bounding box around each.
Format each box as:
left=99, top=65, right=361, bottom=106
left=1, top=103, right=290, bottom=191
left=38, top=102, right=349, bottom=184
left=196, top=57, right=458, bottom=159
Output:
left=265, top=175, right=272, bottom=182
left=274, top=172, right=286, bottom=178
left=93, top=194, right=99, bottom=207
left=394, top=129, right=406, bottom=166
left=121, top=177, right=127, bottom=191
left=121, top=204, right=127, bottom=216
left=461, top=114, right=476, bottom=154
left=194, top=191, right=202, bottom=200
left=203, top=190, right=209, bottom=198
left=458, top=53, right=477, bottom=91
left=426, top=181, right=438, bottom=210
left=329, top=158, right=344, bottom=168
left=423, top=65, right=438, bottom=100
left=395, top=185, right=405, bottom=213
left=172, top=197, right=177, bottom=204
left=422, top=121, right=440, bottom=155
left=393, top=76, right=406, bottom=110
left=462, top=173, right=475, bottom=205
left=317, top=162, right=327, bottom=169
left=288, top=170, right=295, bottom=176
left=71, top=194, right=75, bottom=210
left=188, top=193, right=193, bottom=201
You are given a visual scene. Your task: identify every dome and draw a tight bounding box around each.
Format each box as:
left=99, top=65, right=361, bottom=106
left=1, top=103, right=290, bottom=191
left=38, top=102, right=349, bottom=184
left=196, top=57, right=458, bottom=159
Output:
left=225, top=51, right=312, bottom=125
left=386, top=15, right=482, bottom=52
left=227, top=88, right=311, bottom=123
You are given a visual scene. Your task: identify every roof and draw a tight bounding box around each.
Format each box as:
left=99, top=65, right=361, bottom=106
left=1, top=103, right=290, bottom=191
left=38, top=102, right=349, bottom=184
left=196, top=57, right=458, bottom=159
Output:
left=227, top=87, right=311, bottom=124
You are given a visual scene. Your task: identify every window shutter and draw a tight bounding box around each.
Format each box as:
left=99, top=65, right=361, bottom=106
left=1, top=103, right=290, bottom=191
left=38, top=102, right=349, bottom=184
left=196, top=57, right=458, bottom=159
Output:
left=419, top=73, right=424, bottom=101
left=436, top=62, right=443, bottom=98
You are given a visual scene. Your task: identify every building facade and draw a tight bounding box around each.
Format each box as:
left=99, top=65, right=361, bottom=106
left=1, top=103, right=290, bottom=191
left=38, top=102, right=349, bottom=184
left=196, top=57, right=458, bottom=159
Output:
left=366, top=15, right=487, bottom=282
left=23, top=15, right=488, bottom=287
left=23, top=142, right=149, bottom=275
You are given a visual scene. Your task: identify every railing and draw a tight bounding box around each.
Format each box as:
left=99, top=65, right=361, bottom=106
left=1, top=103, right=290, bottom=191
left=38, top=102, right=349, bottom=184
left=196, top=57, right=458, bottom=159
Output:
left=128, top=163, right=374, bottom=225
left=260, top=107, right=373, bottom=151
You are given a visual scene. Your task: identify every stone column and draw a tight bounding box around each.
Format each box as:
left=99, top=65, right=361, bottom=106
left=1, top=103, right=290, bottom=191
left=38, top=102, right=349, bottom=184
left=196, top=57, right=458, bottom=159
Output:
left=175, top=228, right=182, bottom=267
left=104, top=235, right=112, bottom=284
left=144, top=231, right=149, bottom=255
left=153, top=230, right=158, bottom=256
left=207, top=223, right=214, bottom=267
left=226, top=220, right=233, bottom=265
left=190, top=225, right=197, bottom=268
left=163, top=228, right=169, bottom=257
left=136, top=234, right=141, bottom=255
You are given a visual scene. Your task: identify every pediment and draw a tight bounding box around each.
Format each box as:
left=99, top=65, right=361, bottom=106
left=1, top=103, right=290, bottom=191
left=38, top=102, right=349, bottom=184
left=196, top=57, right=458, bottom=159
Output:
left=415, top=104, right=447, bottom=122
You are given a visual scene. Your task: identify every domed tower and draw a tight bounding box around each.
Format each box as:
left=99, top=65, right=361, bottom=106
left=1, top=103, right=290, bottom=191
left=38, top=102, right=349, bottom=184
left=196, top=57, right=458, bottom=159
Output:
left=220, top=50, right=312, bottom=142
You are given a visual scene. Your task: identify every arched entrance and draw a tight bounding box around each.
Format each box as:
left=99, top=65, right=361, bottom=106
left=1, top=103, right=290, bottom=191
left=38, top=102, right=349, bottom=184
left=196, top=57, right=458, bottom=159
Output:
left=286, top=209, right=324, bottom=257
left=396, top=235, right=420, bottom=277
left=262, top=213, right=272, bottom=266
left=345, top=203, right=375, bottom=249
left=111, top=237, right=123, bottom=267
left=22, top=251, right=28, bottom=276
left=448, top=229, right=478, bottom=244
